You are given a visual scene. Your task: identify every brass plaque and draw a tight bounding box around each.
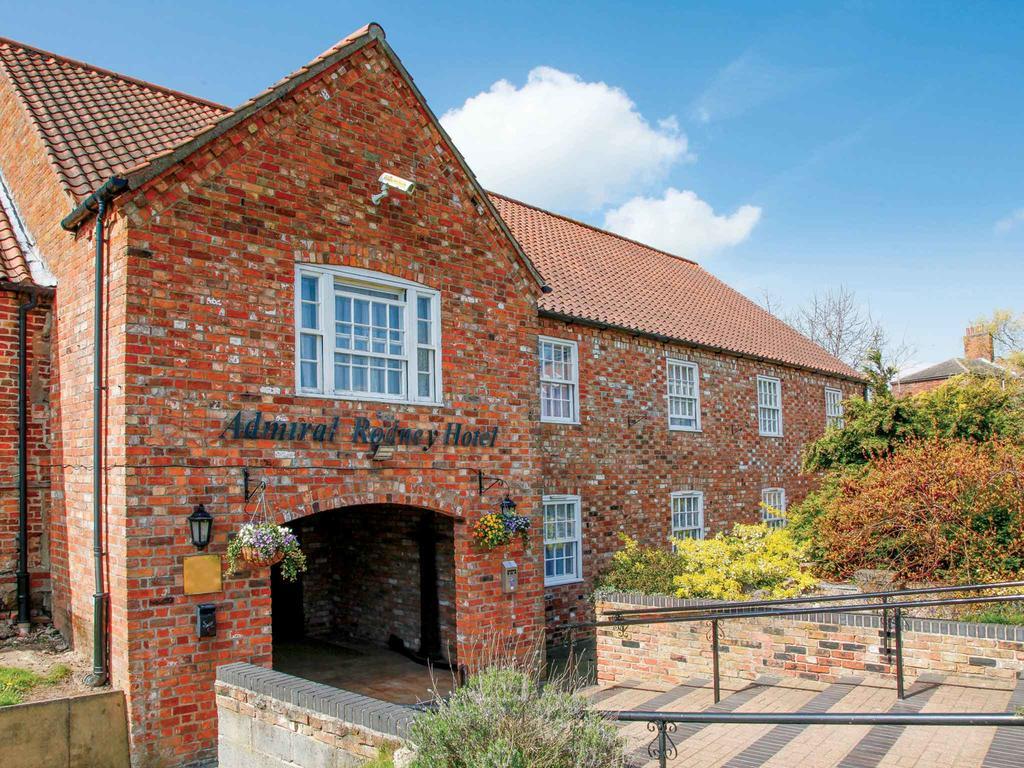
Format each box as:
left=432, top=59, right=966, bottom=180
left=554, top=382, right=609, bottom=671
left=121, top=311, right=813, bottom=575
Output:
left=183, top=554, right=223, bottom=596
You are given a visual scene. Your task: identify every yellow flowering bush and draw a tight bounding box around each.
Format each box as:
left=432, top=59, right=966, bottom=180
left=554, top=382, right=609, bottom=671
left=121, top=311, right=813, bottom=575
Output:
left=597, top=523, right=816, bottom=600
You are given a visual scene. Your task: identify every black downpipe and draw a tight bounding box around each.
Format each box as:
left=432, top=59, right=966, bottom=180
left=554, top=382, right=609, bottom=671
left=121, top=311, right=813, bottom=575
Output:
left=85, top=197, right=108, bottom=687
left=15, top=289, right=39, bottom=629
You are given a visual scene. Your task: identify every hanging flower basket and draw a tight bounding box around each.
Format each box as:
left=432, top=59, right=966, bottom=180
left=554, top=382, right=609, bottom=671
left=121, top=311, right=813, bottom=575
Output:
left=227, top=522, right=307, bottom=582
left=472, top=510, right=531, bottom=550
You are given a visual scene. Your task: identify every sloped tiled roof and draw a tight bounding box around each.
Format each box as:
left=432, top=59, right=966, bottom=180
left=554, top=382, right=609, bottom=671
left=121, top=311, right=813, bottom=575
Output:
left=0, top=30, right=860, bottom=379
left=0, top=37, right=230, bottom=201
left=491, top=193, right=861, bottom=379
left=0, top=203, right=30, bottom=283
left=897, top=357, right=1015, bottom=384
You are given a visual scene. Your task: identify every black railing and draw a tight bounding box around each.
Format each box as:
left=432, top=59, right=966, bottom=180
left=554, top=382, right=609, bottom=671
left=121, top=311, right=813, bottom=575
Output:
left=600, top=710, right=1024, bottom=768
left=570, top=580, right=1024, bottom=703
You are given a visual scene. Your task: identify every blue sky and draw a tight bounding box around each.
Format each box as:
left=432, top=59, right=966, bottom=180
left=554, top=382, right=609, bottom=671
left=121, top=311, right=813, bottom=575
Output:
left=5, top=1, right=1023, bottom=366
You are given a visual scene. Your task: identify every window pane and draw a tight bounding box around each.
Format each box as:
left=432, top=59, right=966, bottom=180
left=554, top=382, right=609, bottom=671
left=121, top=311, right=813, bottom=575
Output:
left=301, top=275, right=318, bottom=301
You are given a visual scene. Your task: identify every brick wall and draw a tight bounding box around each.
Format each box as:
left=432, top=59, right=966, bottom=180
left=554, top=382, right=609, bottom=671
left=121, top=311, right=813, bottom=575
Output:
left=0, top=290, right=52, bottom=621
left=107, top=40, right=544, bottom=766
left=216, top=663, right=412, bottom=767
left=540, top=320, right=863, bottom=640
left=596, top=595, right=1024, bottom=689
left=292, top=506, right=457, bottom=661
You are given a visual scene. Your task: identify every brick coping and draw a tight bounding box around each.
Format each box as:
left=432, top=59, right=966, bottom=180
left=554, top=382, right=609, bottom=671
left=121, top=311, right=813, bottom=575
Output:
left=597, top=591, right=1024, bottom=643
left=216, top=662, right=419, bottom=739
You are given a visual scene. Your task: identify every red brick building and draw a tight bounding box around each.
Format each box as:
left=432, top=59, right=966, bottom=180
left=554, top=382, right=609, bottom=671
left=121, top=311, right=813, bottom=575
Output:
left=894, top=325, right=1019, bottom=396
left=0, top=24, right=861, bottom=766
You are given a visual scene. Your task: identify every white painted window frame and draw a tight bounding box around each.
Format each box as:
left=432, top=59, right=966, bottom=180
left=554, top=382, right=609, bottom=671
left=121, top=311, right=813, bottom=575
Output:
left=825, top=387, right=845, bottom=429
left=757, top=375, right=783, bottom=437
left=670, top=491, right=705, bottom=543
left=538, top=336, right=580, bottom=424
left=293, top=264, right=443, bottom=405
left=666, top=358, right=701, bottom=432
left=542, top=494, right=583, bottom=586
left=761, top=487, right=787, bottom=529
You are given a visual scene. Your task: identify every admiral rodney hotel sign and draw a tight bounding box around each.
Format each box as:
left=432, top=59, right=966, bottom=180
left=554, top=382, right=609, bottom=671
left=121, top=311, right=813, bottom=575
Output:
left=219, top=411, right=500, bottom=450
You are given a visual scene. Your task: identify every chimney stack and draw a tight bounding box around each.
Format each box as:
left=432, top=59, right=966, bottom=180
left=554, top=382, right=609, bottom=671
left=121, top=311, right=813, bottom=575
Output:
left=963, top=325, right=994, bottom=361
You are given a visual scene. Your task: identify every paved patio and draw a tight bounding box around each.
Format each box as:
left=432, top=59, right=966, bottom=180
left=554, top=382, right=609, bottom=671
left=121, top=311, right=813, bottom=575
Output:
left=585, top=674, right=1024, bottom=768
left=273, top=638, right=456, bottom=705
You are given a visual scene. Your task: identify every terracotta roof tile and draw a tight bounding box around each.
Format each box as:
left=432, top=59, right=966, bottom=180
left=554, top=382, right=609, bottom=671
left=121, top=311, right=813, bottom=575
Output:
left=0, top=37, right=230, bottom=201
left=490, top=193, right=861, bottom=380
left=0, top=31, right=862, bottom=379
left=0, top=203, right=30, bottom=283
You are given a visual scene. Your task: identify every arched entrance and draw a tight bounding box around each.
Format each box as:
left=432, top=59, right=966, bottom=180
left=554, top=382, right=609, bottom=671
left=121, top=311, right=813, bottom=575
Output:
left=271, top=503, right=457, bottom=704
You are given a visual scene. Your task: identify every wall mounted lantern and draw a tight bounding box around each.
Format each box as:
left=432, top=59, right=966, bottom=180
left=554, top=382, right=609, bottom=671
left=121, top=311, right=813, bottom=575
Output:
left=499, top=494, right=517, bottom=516
left=188, top=504, right=213, bottom=550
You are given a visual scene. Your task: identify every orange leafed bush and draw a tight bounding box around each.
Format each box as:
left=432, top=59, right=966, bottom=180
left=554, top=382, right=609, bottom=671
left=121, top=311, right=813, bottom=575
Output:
left=810, top=439, right=1024, bottom=582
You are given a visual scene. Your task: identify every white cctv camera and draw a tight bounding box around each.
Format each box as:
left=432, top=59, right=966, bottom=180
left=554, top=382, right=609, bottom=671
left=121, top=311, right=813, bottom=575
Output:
left=371, top=172, right=417, bottom=205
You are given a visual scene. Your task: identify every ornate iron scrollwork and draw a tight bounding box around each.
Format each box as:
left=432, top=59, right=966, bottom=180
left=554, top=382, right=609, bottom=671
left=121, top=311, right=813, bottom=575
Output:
left=646, top=720, right=678, bottom=766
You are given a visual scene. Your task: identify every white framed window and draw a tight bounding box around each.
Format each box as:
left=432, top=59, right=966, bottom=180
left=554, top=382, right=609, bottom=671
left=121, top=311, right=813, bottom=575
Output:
left=671, top=491, right=705, bottom=542
left=825, top=387, right=844, bottom=428
left=761, top=488, right=787, bottom=529
left=294, top=264, right=442, bottom=404
left=539, top=337, right=579, bottom=424
left=666, top=359, right=701, bottom=431
left=757, top=375, right=783, bottom=436
left=543, top=494, right=582, bottom=586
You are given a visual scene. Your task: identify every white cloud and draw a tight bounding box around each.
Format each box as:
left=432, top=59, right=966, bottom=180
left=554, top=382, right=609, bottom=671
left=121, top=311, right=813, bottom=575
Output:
left=440, top=67, right=688, bottom=212
left=602, top=188, right=762, bottom=259
left=995, top=208, right=1024, bottom=234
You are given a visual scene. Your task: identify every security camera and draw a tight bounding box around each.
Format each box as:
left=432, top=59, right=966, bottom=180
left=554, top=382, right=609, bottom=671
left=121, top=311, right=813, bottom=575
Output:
left=371, top=173, right=417, bottom=205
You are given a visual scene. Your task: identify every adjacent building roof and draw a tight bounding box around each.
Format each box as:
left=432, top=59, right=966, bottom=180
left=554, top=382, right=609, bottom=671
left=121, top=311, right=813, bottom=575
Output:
left=0, top=27, right=862, bottom=380
left=0, top=203, right=29, bottom=283
left=491, top=194, right=859, bottom=379
left=0, top=36, right=230, bottom=201
left=897, top=357, right=1014, bottom=384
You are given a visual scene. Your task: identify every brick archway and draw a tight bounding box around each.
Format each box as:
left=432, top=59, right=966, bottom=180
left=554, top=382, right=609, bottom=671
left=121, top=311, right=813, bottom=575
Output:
left=266, top=475, right=475, bottom=525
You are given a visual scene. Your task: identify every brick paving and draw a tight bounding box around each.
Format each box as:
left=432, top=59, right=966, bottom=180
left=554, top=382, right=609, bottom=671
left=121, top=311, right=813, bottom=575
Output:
left=590, top=674, right=1021, bottom=768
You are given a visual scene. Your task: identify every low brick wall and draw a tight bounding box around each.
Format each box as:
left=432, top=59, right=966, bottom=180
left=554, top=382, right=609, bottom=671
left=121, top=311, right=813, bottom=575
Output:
left=216, top=663, right=416, bottom=767
left=597, top=593, right=1024, bottom=688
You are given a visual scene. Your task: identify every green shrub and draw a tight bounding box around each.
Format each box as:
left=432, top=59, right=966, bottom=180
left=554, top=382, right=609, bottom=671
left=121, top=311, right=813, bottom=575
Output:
left=802, top=375, right=1024, bottom=473
left=410, top=667, right=624, bottom=768
left=800, top=439, right=1024, bottom=582
left=597, top=524, right=816, bottom=601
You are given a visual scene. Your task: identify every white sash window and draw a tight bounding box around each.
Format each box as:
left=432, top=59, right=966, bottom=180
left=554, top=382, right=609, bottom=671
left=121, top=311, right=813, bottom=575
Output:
left=667, top=359, right=701, bottom=431
left=757, top=375, right=783, bottom=436
left=295, top=265, right=442, bottom=404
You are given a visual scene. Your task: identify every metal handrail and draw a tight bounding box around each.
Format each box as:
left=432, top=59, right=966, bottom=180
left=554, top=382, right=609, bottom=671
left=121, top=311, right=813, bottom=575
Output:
left=603, top=579, right=1024, bottom=618
left=594, top=592, right=1024, bottom=628
left=600, top=710, right=1024, bottom=768
left=575, top=588, right=1024, bottom=705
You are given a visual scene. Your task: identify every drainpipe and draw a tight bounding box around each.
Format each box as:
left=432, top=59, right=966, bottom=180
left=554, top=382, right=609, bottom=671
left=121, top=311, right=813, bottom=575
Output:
left=0, top=281, right=53, bottom=632
left=16, top=288, right=38, bottom=631
left=61, top=176, right=127, bottom=687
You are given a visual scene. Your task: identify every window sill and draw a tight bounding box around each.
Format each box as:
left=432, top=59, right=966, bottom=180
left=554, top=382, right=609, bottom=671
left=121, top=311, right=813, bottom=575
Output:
left=544, top=577, right=584, bottom=588
left=668, top=426, right=703, bottom=433
left=540, top=418, right=581, bottom=426
left=295, top=390, right=445, bottom=408
left=758, top=432, right=784, bottom=438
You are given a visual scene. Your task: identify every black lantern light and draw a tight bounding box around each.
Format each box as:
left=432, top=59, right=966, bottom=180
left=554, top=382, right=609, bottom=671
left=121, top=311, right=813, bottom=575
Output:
left=499, top=494, right=517, bottom=516
left=187, top=504, right=213, bottom=550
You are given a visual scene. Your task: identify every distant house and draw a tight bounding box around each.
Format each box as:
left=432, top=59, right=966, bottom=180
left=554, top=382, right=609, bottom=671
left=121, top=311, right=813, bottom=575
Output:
left=895, top=326, right=1018, bottom=396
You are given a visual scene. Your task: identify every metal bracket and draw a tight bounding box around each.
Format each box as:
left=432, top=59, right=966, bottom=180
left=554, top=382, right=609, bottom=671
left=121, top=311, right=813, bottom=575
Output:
left=477, top=469, right=509, bottom=497
left=242, top=468, right=265, bottom=503
left=627, top=413, right=649, bottom=429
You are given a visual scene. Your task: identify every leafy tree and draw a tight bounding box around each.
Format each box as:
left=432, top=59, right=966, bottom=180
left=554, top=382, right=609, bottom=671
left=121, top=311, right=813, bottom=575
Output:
left=973, top=309, right=1024, bottom=371
left=861, top=347, right=899, bottom=399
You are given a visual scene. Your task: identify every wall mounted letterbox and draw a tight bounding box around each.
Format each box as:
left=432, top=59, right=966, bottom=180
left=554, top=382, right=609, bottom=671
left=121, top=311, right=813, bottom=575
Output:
left=197, top=603, right=217, bottom=638
left=501, top=560, right=519, bottom=593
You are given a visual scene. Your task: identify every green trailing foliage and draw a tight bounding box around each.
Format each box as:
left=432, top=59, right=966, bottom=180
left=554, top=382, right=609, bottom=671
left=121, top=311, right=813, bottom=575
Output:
left=596, top=524, right=816, bottom=601
left=410, top=667, right=625, bottom=768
